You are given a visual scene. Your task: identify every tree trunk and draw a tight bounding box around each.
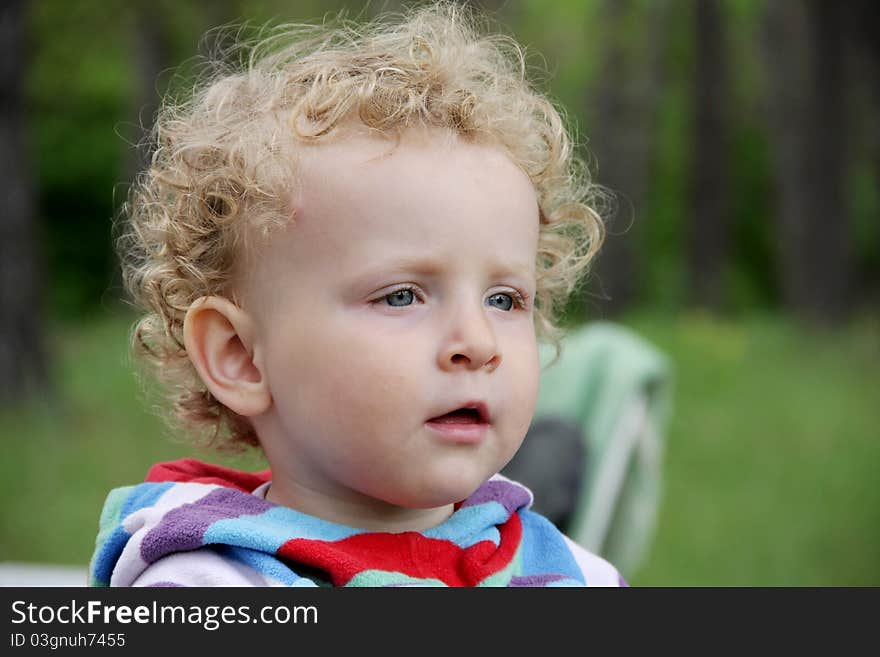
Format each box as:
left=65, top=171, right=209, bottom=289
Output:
left=124, top=0, right=172, bottom=184
left=804, top=0, right=851, bottom=321
left=0, top=0, right=49, bottom=405
left=586, top=0, right=669, bottom=317
left=765, top=0, right=852, bottom=324
left=843, top=0, right=880, bottom=308
left=688, top=0, right=729, bottom=310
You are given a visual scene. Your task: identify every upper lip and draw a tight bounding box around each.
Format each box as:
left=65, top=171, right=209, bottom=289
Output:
left=427, top=400, right=491, bottom=424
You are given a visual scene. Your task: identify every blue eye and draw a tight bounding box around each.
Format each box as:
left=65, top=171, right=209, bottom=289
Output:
left=486, top=293, right=514, bottom=311
left=384, top=289, right=415, bottom=307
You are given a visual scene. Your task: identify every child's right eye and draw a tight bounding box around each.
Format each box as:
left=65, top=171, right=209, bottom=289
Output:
left=383, top=289, right=415, bottom=307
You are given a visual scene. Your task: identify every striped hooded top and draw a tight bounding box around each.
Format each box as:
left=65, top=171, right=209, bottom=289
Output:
left=89, top=459, right=626, bottom=587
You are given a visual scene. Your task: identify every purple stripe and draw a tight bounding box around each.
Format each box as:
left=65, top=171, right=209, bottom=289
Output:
left=459, top=479, right=531, bottom=515
left=619, top=574, right=629, bottom=587
left=140, top=488, right=273, bottom=564
left=509, top=574, right=567, bottom=587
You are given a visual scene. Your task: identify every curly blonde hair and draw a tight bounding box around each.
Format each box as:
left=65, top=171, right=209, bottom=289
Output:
left=119, top=1, right=605, bottom=450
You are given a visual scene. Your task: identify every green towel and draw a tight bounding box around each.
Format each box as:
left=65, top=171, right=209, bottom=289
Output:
left=535, top=321, right=673, bottom=576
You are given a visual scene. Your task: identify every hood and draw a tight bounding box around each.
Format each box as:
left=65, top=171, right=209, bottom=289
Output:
left=89, top=458, right=587, bottom=587
left=144, top=457, right=272, bottom=490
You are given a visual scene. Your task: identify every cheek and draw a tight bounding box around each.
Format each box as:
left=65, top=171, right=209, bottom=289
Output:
left=272, top=322, right=420, bottom=422
left=500, top=319, right=539, bottom=379
left=322, top=360, right=412, bottom=422
left=500, top=323, right=540, bottom=425
left=514, top=359, right=540, bottom=432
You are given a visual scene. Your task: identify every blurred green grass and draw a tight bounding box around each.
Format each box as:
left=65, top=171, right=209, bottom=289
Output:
left=628, top=311, right=880, bottom=586
left=1, top=309, right=878, bottom=585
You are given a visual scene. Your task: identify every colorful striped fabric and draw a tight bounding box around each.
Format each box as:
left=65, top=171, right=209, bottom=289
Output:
left=89, top=459, right=625, bottom=587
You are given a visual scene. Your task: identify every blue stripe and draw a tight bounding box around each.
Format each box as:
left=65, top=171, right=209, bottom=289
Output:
left=517, top=509, right=584, bottom=584
left=423, top=503, right=503, bottom=547
left=204, top=505, right=365, bottom=553
left=221, top=546, right=320, bottom=586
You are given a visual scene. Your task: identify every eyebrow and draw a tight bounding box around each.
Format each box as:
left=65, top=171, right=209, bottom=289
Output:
left=356, top=256, right=536, bottom=283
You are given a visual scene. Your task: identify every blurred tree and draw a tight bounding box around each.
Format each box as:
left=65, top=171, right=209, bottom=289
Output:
left=0, top=0, right=49, bottom=404
left=28, top=0, right=133, bottom=317
left=587, top=0, right=669, bottom=317
left=110, top=1, right=175, bottom=303
left=723, top=0, right=777, bottom=313
left=124, top=0, right=173, bottom=185
left=688, top=0, right=730, bottom=310
left=765, top=0, right=853, bottom=324
left=843, top=0, right=880, bottom=308
left=123, top=0, right=247, bottom=185
left=112, top=0, right=245, bottom=305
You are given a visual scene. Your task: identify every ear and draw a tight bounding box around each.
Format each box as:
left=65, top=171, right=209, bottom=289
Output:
left=183, top=296, right=271, bottom=418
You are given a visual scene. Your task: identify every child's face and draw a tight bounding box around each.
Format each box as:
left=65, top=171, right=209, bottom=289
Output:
left=242, top=125, right=540, bottom=526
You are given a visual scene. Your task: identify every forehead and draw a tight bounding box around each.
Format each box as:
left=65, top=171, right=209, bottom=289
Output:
left=293, top=125, right=538, bottom=241
left=241, top=125, right=539, bottom=308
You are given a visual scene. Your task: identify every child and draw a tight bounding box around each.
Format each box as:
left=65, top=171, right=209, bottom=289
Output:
left=89, top=2, right=624, bottom=587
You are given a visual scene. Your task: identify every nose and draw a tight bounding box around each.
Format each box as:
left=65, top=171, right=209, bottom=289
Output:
left=437, top=303, right=501, bottom=373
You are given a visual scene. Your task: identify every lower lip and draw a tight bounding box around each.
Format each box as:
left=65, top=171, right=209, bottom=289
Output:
left=425, top=421, right=489, bottom=444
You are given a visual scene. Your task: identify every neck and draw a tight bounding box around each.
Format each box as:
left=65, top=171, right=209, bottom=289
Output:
left=264, top=477, right=454, bottom=533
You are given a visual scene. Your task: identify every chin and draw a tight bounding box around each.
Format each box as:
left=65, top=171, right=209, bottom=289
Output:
left=405, top=469, right=491, bottom=509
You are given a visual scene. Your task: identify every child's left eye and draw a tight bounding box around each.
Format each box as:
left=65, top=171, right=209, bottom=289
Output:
left=486, top=293, right=515, bottom=311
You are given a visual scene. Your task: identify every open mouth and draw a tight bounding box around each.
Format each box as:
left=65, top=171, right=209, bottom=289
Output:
left=427, top=405, right=489, bottom=425
left=425, top=403, right=490, bottom=444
